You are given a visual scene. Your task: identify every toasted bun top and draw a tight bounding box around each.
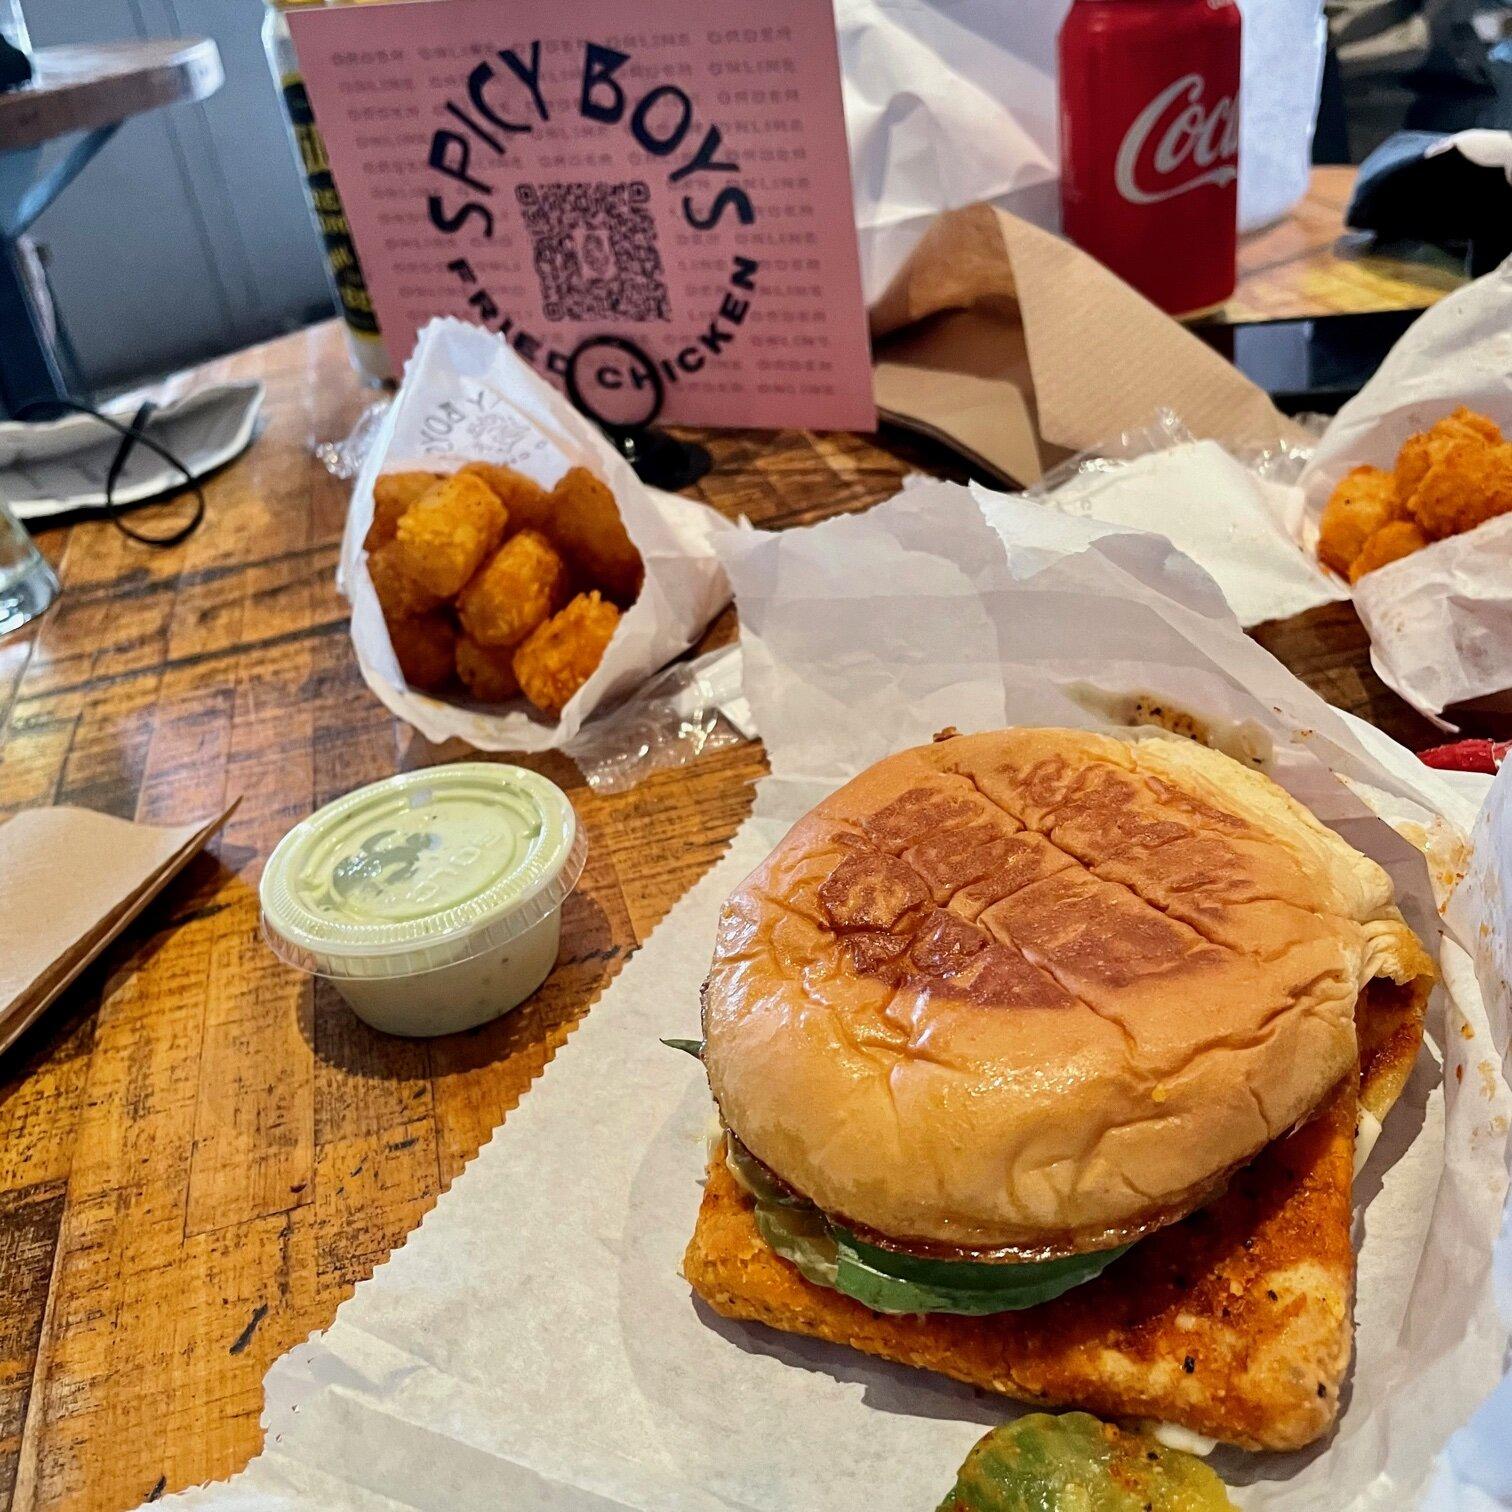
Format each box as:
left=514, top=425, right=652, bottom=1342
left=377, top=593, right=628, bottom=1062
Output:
left=701, top=729, right=1433, bottom=1253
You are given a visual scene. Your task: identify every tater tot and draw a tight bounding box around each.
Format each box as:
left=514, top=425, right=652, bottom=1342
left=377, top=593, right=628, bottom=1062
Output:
left=512, top=591, right=621, bottom=716
left=388, top=610, right=457, bottom=692
left=393, top=472, right=509, bottom=597
left=1449, top=406, right=1503, bottom=444
left=455, top=634, right=521, bottom=703
left=546, top=466, right=643, bottom=604
left=459, top=461, right=553, bottom=537
left=365, top=471, right=443, bottom=551
left=456, top=529, right=572, bottom=650
left=1349, top=520, right=1429, bottom=582
left=1317, top=465, right=1399, bottom=577
left=368, top=539, right=443, bottom=621
left=1405, top=436, right=1512, bottom=539
left=1394, top=433, right=1442, bottom=503
left=1394, top=408, right=1502, bottom=499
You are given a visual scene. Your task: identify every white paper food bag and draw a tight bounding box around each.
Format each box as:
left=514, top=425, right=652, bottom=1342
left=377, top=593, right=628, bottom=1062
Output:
left=339, top=319, right=734, bottom=751
left=1301, top=261, right=1512, bottom=726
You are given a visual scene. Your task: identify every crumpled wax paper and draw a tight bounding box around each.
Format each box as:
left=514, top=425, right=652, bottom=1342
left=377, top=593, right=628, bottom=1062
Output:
left=163, top=484, right=1509, bottom=1512
left=1034, top=438, right=1346, bottom=628
left=340, top=318, right=735, bottom=751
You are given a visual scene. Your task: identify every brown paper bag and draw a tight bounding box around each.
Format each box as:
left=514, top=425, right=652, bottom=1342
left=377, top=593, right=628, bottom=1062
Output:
left=871, top=204, right=1309, bottom=486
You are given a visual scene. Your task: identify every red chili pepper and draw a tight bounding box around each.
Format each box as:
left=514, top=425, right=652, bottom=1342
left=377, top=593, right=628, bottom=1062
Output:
left=1418, top=739, right=1510, bottom=774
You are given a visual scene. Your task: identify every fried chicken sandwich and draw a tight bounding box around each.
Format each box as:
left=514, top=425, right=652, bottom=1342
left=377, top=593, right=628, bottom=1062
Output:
left=683, top=728, right=1435, bottom=1450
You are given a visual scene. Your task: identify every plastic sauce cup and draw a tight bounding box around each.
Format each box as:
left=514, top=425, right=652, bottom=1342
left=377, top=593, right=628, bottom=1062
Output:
left=260, top=763, right=586, bottom=1037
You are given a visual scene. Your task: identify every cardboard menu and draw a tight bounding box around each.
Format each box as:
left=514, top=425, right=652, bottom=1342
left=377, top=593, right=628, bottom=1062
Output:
left=288, top=0, right=876, bottom=431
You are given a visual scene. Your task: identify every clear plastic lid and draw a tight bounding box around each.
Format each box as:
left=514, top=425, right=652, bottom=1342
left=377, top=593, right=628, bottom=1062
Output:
left=259, top=763, right=585, bottom=980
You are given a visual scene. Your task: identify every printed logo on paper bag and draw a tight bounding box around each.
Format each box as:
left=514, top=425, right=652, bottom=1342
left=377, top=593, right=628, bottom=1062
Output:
left=414, top=386, right=543, bottom=464
left=287, top=1, right=876, bottom=431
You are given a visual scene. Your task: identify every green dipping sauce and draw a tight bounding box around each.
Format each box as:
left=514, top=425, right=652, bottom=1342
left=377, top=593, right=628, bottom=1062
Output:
left=295, top=776, right=548, bottom=926
left=260, top=763, right=582, bottom=997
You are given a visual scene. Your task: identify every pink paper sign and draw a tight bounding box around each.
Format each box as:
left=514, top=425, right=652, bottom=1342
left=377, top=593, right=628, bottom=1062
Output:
left=288, top=0, right=876, bottom=431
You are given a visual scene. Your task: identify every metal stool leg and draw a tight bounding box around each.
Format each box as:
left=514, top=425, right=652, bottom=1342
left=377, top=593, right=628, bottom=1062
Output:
left=0, top=231, right=67, bottom=415
left=0, top=122, right=118, bottom=417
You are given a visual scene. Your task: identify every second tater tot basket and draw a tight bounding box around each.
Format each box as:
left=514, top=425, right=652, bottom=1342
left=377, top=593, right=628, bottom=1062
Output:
left=337, top=318, right=735, bottom=754
left=1297, top=269, right=1512, bottom=727
left=1031, top=265, right=1512, bottom=729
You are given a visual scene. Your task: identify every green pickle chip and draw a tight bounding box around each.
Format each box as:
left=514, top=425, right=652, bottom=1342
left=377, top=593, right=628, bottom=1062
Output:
left=937, top=1413, right=1235, bottom=1512
left=833, top=1231, right=1131, bottom=1316
left=725, top=1136, right=1133, bottom=1316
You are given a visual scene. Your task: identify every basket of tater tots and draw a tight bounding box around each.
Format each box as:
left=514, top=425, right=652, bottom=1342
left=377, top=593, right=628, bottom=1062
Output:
left=1031, top=264, right=1512, bottom=726
left=1297, top=261, right=1512, bottom=726
left=339, top=319, right=734, bottom=751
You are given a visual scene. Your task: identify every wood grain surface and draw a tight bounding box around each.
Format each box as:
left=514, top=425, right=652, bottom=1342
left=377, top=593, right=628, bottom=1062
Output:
left=1219, top=164, right=1465, bottom=323
left=0, top=172, right=1467, bottom=1509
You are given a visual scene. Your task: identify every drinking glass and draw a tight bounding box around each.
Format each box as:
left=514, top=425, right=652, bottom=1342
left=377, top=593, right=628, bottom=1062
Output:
left=0, top=498, right=58, bottom=637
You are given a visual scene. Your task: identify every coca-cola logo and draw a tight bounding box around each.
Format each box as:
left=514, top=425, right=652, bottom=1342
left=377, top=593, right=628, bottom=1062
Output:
left=1114, top=73, right=1238, bottom=206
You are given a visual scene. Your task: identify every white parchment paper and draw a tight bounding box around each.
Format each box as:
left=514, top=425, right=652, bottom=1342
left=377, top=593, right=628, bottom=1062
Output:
left=1037, top=440, right=1347, bottom=628
left=340, top=319, right=734, bottom=751
left=165, top=485, right=1510, bottom=1511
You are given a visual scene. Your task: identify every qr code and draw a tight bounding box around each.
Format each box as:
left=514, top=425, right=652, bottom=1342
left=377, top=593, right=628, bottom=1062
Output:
left=516, top=181, right=671, bottom=324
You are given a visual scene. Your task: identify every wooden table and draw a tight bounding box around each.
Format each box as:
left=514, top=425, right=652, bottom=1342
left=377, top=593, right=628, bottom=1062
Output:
left=0, top=169, right=1470, bottom=1511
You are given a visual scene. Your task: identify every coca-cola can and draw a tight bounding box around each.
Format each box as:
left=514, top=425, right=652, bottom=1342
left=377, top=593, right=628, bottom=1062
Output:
left=1059, top=0, right=1241, bottom=316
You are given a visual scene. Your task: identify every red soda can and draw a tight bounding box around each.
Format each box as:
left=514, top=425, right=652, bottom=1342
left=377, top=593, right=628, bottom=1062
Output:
left=1059, top=0, right=1242, bottom=316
